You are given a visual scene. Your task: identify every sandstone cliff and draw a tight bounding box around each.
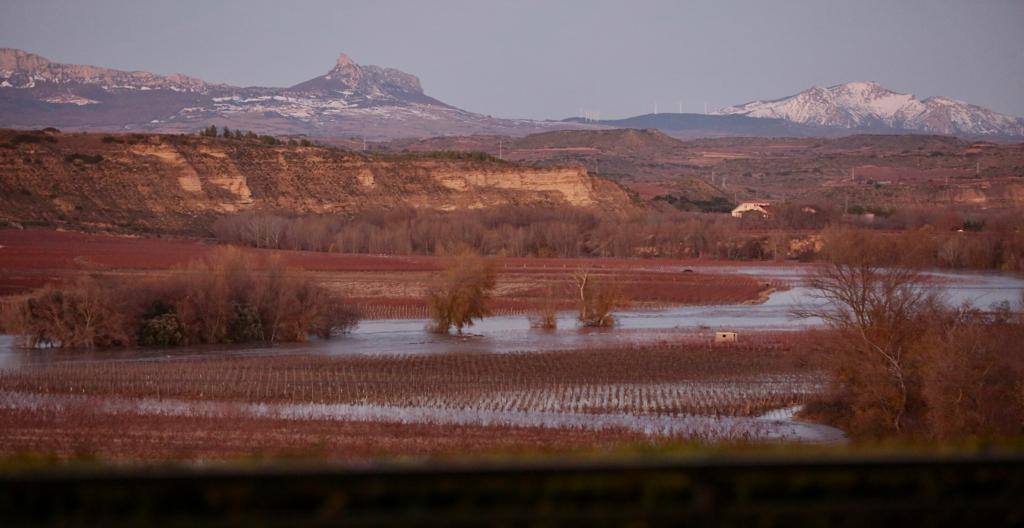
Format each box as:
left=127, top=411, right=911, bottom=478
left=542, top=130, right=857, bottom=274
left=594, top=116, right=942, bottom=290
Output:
left=0, top=130, right=635, bottom=234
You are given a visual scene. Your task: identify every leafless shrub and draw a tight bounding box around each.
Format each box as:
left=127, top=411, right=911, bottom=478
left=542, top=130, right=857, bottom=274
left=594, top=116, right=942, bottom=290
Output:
left=529, top=285, right=560, bottom=330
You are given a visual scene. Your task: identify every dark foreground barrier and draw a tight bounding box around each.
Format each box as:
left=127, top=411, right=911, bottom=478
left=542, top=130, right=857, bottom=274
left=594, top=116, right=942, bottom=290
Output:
left=1, top=454, right=1022, bottom=526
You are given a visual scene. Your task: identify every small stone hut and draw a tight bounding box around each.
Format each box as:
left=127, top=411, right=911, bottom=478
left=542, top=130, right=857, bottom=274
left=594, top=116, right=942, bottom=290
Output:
left=714, top=331, right=738, bottom=343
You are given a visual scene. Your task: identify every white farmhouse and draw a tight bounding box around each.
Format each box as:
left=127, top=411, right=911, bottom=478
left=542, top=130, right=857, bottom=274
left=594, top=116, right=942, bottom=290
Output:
left=730, top=201, right=771, bottom=218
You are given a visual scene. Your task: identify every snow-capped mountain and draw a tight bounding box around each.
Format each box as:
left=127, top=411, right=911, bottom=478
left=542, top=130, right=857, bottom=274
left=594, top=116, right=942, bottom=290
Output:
left=716, top=81, right=1024, bottom=138
left=0, top=48, right=582, bottom=138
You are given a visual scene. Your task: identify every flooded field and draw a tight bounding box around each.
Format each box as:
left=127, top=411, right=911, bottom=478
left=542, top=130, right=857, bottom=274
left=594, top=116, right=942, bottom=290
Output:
left=0, top=264, right=1020, bottom=458
left=292, top=266, right=1024, bottom=357
left=0, top=341, right=842, bottom=457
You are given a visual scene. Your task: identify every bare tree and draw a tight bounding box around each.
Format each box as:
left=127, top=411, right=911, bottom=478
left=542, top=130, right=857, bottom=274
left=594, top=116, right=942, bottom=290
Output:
left=573, top=270, right=621, bottom=328
left=794, top=261, right=935, bottom=434
left=427, top=254, right=498, bottom=334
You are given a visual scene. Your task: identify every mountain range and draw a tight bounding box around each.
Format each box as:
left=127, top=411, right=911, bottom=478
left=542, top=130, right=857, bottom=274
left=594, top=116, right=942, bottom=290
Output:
left=716, top=81, right=1024, bottom=138
left=0, top=48, right=582, bottom=139
left=567, top=82, right=1023, bottom=140
left=2, top=48, right=1021, bottom=140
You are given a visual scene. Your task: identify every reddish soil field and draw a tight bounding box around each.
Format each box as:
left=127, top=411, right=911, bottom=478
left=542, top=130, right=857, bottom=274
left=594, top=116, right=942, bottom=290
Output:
left=0, top=229, right=772, bottom=313
left=0, top=409, right=646, bottom=462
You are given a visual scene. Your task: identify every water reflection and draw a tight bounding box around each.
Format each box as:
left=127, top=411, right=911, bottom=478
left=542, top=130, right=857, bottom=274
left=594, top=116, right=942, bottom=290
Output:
left=1, top=267, right=1021, bottom=364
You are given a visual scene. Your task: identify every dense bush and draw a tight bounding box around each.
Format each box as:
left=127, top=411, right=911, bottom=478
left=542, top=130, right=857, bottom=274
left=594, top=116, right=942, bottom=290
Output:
left=7, top=248, right=360, bottom=349
left=653, top=194, right=735, bottom=213
left=12, top=277, right=128, bottom=348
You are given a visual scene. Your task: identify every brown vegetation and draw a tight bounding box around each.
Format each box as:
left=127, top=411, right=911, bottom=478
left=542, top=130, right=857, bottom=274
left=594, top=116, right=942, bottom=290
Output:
left=427, top=254, right=498, bottom=334
left=0, top=229, right=769, bottom=319
left=6, top=247, right=358, bottom=349
left=528, top=285, right=560, bottom=330
left=573, top=270, right=623, bottom=328
left=211, top=206, right=780, bottom=260
left=819, top=224, right=1024, bottom=272
left=798, top=245, right=1024, bottom=440
left=11, top=276, right=128, bottom=348
left=209, top=205, right=1024, bottom=271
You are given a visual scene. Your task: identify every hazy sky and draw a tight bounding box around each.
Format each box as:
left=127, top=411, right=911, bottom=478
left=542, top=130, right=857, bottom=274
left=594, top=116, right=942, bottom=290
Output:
left=2, top=0, right=1022, bottom=119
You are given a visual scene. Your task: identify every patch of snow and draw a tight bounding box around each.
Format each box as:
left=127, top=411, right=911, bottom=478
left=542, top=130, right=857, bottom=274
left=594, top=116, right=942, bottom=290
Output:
left=717, top=81, right=1024, bottom=136
left=42, top=94, right=100, bottom=106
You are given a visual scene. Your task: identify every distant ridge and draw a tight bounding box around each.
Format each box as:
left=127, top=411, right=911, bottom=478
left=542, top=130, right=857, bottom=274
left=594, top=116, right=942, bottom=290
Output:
left=3, top=48, right=1019, bottom=140
left=0, top=48, right=589, bottom=139
left=563, top=113, right=839, bottom=139
left=716, top=81, right=1024, bottom=138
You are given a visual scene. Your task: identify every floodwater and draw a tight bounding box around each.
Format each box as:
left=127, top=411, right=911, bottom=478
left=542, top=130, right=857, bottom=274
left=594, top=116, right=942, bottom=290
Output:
left=1, top=265, right=1020, bottom=444
left=320, top=265, right=1024, bottom=357
left=1, top=266, right=1022, bottom=362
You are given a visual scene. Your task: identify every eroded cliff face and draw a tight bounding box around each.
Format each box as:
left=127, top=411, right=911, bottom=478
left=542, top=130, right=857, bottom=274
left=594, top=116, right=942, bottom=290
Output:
left=433, top=167, right=600, bottom=206
left=0, top=130, right=633, bottom=233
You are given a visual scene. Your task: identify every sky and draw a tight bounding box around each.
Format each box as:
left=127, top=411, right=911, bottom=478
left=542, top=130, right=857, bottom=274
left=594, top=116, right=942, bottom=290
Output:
left=1, top=0, right=1022, bottom=119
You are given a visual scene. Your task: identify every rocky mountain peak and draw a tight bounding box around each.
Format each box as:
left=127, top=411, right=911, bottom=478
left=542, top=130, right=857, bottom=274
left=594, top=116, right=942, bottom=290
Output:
left=0, top=47, right=578, bottom=138
left=333, top=52, right=356, bottom=70
left=0, top=48, right=51, bottom=72
left=289, top=52, right=433, bottom=106
left=0, top=48, right=210, bottom=92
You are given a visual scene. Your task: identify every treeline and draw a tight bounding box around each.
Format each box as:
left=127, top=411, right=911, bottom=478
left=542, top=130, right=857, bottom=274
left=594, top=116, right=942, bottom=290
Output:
left=212, top=207, right=790, bottom=261
left=3, top=248, right=358, bottom=349
left=819, top=226, right=1024, bottom=271
left=198, top=125, right=312, bottom=147
left=210, top=206, right=1024, bottom=271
